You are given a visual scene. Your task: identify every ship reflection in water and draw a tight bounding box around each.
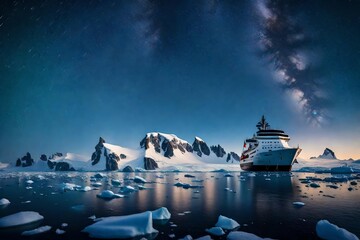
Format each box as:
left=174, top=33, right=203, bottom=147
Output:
left=0, top=171, right=359, bottom=239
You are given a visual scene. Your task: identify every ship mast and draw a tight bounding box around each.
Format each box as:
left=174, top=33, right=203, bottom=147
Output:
left=256, top=115, right=270, bottom=130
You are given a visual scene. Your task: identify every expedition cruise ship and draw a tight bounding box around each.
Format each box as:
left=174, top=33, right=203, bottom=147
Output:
left=240, top=116, right=301, bottom=171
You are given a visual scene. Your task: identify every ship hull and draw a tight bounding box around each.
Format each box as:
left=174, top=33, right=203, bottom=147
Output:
left=240, top=148, right=301, bottom=172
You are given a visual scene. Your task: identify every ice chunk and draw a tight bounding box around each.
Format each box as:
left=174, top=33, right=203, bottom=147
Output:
left=151, top=207, right=171, bottom=220
left=205, top=226, right=225, bottom=236
left=224, top=173, right=234, bottom=177
left=293, top=202, right=305, bottom=207
left=97, top=190, right=124, bottom=199
left=196, top=236, right=212, bottom=240
left=134, top=176, right=147, bottom=183
left=310, top=182, right=320, bottom=188
left=121, top=185, right=136, bottom=193
left=179, top=235, right=193, bottom=240
left=61, top=223, right=68, bottom=228
left=61, top=183, right=80, bottom=191
left=56, top=228, right=66, bottom=235
left=82, top=211, right=158, bottom=239
left=21, top=225, right=51, bottom=236
left=79, top=186, right=92, bottom=192
left=92, top=182, right=102, bottom=187
left=94, top=173, right=105, bottom=178
left=111, top=179, right=122, bottom=186
left=0, top=211, right=44, bottom=228
left=215, top=215, right=240, bottom=230
left=316, top=220, right=359, bottom=240
left=227, top=231, right=274, bottom=240
left=0, top=198, right=10, bottom=206
left=26, top=180, right=34, bottom=184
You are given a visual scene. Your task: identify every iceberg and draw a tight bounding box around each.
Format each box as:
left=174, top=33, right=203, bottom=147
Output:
left=134, top=176, right=147, bottom=183
left=215, top=215, right=240, bottom=230
left=293, top=202, right=305, bottom=207
left=21, top=225, right=51, bottom=236
left=82, top=211, right=158, bottom=239
left=151, top=207, right=171, bottom=220
left=316, top=220, right=359, bottom=240
left=0, top=211, right=44, bottom=228
left=0, top=198, right=10, bottom=206
left=97, top=190, right=124, bottom=199
left=227, top=231, right=274, bottom=240
left=205, top=226, right=225, bottom=236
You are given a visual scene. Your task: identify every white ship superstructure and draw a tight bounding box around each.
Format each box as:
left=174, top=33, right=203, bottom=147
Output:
left=240, top=116, right=301, bottom=171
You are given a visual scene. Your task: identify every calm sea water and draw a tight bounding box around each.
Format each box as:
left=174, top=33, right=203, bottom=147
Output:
left=0, top=171, right=359, bottom=240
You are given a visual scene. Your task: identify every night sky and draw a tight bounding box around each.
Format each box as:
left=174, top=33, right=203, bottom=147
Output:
left=1, top=0, right=359, bottom=162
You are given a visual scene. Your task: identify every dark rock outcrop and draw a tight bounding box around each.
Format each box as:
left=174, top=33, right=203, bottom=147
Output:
left=140, top=134, right=161, bottom=153
left=54, top=162, right=75, bottom=171
left=192, top=138, right=210, bottom=157
left=15, top=152, right=34, bottom=167
left=227, top=152, right=240, bottom=162
left=144, top=157, right=158, bottom=170
left=47, top=160, right=56, bottom=169
left=16, top=158, right=21, bottom=166
left=120, top=154, right=126, bottom=159
left=40, top=154, right=47, bottom=161
left=122, top=165, right=135, bottom=172
left=161, top=139, right=175, bottom=158
left=104, top=149, right=120, bottom=171
left=210, top=145, right=226, bottom=158
left=91, top=137, right=105, bottom=166
left=49, top=152, right=63, bottom=159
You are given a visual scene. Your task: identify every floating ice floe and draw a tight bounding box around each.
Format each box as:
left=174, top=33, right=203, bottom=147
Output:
left=179, top=235, right=212, bottom=240
left=82, top=211, right=158, bottom=239
left=0, top=211, right=44, bottom=228
left=227, top=231, right=274, bottom=240
left=21, top=225, right=51, bottom=236
left=97, top=190, right=124, bottom=199
left=331, top=166, right=355, bottom=174
left=61, top=223, right=68, bottom=228
left=316, top=220, right=359, bottom=240
left=26, top=180, right=34, bottom=184
left=56, top=228, right=66, bottom=235
left=309, top=182, right=320, bottom=188
left=205, top=226, right=225, bottom=236
left=79, top=186, right=92, bottom=192
left=224, top=173, right=234, bottom=177
left=91, top=182, right=102, bottom=187
left=111, top=179, right=122, bottom=186
left=215, top=215, right=240, bottom=230
left=184, top=174, right=195, bottom=178
left=94, top=173, right=105, bottom=179
left=134, top=176, right=147, bottom=184
left=0, top=198, right=10, bottom=206
left=61, top=183, right=81, bottom=191
left=151, top=207, right=171, bottom=220
left=293, top=202, right=305, bottom=207
left=120, top=185, right=136, bottom=193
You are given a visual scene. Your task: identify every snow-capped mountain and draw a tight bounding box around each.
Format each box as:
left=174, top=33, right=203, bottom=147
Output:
left=11, top=132, right=240, bottom=172
left=318, top=148, right=337, bottom=159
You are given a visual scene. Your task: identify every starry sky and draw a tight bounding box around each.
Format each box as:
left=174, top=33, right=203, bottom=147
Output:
left=0, top=0, right=359, bottom=162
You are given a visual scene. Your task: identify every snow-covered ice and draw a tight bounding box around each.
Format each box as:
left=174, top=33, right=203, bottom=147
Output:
left=21, top=225, right=51, bottom=236
left=97, top=190, right=124, bottom=199
left=316, top=220, right=359, bottom=240
left=82, top=211, right=158, bottom=239
left=215, top=215, right=240, bottom=230
left=293, top=202, right=305, bottom=207
left=0, top=198, right=10, bottom=206
left=0, top=211, right=44, bottom=228
left=205, top=226, right=225, bottom=236
left=134, top=176, right=147, bottom=183
left=56, top=228, right=66, bottom=235
left=151, top=207, right=171, bottom=220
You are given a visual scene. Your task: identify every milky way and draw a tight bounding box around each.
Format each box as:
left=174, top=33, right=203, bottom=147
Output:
left=255, top=0, right=329, bottom=126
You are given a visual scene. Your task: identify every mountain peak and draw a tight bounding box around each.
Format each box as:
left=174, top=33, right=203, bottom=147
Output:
left=318, top=148, right=337, bottom=159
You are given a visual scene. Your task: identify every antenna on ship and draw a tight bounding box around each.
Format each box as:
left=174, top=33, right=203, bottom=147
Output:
left=256, top=115, right=270, bottom=130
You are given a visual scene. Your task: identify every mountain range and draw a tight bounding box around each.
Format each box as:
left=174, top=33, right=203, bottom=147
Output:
left=11, top=132, right=240, bottom=172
